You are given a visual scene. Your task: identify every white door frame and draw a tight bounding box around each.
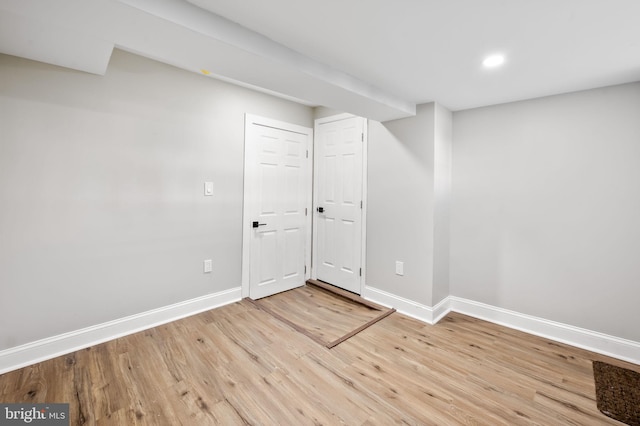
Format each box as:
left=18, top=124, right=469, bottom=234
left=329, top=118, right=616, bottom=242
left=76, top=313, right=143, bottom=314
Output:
left=241, top=114, right=313, bottom=298
left=312, top=113, right=368, bottom=294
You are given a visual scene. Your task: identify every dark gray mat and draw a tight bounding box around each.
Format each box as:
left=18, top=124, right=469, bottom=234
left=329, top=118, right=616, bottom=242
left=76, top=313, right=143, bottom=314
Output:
left=593, top=360, right=640, bottom=426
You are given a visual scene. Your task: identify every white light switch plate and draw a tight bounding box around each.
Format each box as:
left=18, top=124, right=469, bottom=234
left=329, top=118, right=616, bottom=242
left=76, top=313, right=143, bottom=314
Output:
left=204, top=182, right=213, bottom=196
left=395, top=261, right=404, bottom=276
left=203, top=259, right=212, bottom=273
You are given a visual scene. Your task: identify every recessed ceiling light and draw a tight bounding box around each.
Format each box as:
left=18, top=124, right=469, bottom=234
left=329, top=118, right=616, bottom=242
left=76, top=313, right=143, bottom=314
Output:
left=483, top=54, right=505, bottom=68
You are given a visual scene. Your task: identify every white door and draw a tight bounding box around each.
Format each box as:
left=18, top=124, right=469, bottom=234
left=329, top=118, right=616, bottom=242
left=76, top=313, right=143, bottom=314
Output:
left=242, top=115, right=312, bottom=300
left=313, top=115, right=366, bottom=294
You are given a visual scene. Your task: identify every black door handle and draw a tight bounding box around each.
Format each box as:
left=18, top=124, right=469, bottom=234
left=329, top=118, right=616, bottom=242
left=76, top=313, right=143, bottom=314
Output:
left=252, top=221, right=267, bottom=228
left=317, top=207, right=324, bottom=213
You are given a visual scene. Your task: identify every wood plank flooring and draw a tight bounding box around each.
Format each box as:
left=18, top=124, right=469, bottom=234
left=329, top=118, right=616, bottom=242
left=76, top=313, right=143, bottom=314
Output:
left=253, top=283, right=394, bottom=348
left=1, top=285, right=636, bottom=425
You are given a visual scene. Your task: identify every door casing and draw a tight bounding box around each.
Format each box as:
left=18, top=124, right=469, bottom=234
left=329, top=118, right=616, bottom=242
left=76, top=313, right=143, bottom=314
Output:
left=312, top=113, right=368, bottom=294
left=241, top=114, right=313, bottom=298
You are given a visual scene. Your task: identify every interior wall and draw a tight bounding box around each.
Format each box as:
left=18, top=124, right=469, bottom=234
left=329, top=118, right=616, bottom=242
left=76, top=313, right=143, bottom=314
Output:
left=451, top=82, right=640, bottom=342
left=432, top=103, right=452, bottom=305
left=313, top=106, right=344, bottom=120
left=367, top=104, right=435, bottom=306
left=0, top=50, right=313, bottom=351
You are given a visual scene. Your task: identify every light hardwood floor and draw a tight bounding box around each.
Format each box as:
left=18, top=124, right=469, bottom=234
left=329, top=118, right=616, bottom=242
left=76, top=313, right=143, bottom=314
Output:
left=0, top=285, right=635, bottom=425
left=253, top=282, right=393, bottom=348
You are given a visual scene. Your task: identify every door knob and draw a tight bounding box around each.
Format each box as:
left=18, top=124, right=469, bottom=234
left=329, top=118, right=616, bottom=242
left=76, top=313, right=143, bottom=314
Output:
left=317, top=207, right=324, bottom=213
left=252, top=221, right=267, bottom=228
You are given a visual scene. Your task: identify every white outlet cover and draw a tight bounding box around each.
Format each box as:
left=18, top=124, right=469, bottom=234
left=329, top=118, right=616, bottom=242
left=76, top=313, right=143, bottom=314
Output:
left=203, top=259, right=213, bottom=273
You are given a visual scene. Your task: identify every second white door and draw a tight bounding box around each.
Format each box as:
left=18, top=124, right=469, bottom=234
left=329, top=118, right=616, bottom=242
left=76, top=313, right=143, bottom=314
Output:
left=313, top=115, right=365, bottom=294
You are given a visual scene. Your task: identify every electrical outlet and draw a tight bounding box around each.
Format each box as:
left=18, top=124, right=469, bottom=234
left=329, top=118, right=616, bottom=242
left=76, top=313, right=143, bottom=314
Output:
left=395, top=261, right=404, bottom=276
left=203, top=259, right=212, bottom=273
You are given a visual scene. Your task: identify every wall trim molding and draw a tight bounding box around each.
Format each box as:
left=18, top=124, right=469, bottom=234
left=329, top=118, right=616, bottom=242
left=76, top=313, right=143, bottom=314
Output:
left=449, top=296, right=640, bottom=365
left=0, top=287, right=242, bottom=375
left=363, top=287, right=639, bottom=364
left=432, top=297, right=451, bottom=324
left=3, top=286, right=638, bottom=374
left=363, top=285, right=450, bottom=325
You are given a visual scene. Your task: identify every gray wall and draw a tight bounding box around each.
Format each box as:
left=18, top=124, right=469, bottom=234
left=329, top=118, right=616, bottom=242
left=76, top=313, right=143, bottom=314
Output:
left=313, top=106, right=344, bottom=120
left=3, top=47, right=637, bottom=355
left=432, top=103, right=452, bottom=304
left=367, top=104, right=434, bottom=305
left=0, top=50, right=312, bottom=351
left=367, top=103, right=452, bottom=307
left=451, top=82, right=640, bottom=342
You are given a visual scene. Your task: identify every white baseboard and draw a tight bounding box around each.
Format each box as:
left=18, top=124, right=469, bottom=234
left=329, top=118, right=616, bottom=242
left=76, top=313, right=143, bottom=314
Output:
left=363, top=287, right=640, bottom=365
left=0, top=287, right=242, bottom=375
left=3, top=286, right=638, bottom=374
left=432, top=297, right=451, bottom=324
left=363, top=285, right=451, bottom=325
left=449, top=296, right=640, bottom=365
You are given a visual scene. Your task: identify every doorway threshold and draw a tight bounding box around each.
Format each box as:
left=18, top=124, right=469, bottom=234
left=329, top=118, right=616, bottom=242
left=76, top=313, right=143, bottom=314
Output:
left=248, top=281, right=395, bottom=349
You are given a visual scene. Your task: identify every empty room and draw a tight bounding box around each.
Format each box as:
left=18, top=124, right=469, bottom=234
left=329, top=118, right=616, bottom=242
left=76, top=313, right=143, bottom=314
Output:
left=1, top=0, right=639, bottom=425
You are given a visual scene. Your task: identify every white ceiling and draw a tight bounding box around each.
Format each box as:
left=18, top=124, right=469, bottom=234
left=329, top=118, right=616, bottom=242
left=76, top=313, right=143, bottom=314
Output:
left=1, top=0, right=639, bottom=121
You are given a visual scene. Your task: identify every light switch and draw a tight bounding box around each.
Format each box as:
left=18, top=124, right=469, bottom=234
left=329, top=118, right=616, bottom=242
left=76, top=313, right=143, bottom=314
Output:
left=204, top=259, right=212, bottom=273
left=395, top=261, right=404, bottom=276
left=204, top=181, right=213, bottom=196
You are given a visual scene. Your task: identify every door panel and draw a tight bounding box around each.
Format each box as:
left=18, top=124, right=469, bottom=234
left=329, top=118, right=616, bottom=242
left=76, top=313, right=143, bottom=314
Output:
left=256, top=230, right=277, bottom=285
left=314, top=116, right=365, bottom=294
left=244, top=116, right=311, bottom=299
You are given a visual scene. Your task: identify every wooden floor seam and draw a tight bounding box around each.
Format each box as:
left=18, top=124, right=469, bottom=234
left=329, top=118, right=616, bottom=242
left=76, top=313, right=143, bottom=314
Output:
left=325, top=307, right=396, bottom=348
left=245, top=297, right=328, bottom=347
left=249, top=281, right=396, bottom=349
